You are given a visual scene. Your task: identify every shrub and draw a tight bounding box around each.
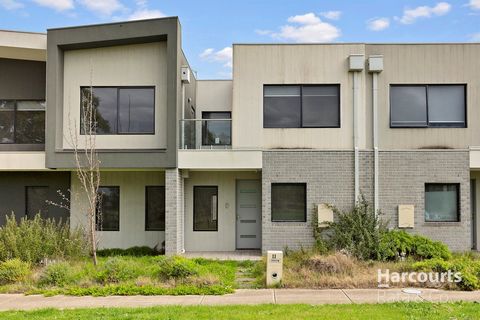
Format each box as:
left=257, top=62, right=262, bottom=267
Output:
left=158, top=256, right=198, bottom=280
left=0, top=214, right=88, bottom=264
left=96, top=246, right=161, bottom=257
left=314, top=197, right=387, bottom=261
left=39, top=262, right=75, bottom=287
left=413, top=257, right=480, bottom=291
left=379, top=230, right=451, bottom=261
left=0, top=259, right=30, bottom=285
left=95, top=257, right=139, bottom=283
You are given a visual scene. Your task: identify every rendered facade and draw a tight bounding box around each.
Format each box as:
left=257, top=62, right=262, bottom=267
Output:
left=0, top=17, right=479, bottom=254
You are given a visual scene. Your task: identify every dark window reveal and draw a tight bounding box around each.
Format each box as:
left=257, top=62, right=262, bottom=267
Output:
left=81, top=87, right=154, bottom=135
left=271, top=183, right=307, bottom=222
left=390, top=85, right=466, bottom=128
left=145, top=186, right=165, bottom=231
left=25, top=186, right=49, bottom=218
left=0, top=100, right=45, bottom=144
left=264, top=85, right=340, bottom=128
left=193, top=186, right=218, bottom=231
left=96, top=186, right=120, bottom=231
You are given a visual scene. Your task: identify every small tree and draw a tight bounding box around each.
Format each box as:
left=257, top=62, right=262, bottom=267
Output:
left=65, top=84, right=101, bottom=266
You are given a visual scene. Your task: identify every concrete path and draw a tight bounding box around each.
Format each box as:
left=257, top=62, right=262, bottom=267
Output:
left=1, top=289, right=479, bottom=311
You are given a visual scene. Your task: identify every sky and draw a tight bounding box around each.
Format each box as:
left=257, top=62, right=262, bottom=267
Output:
left=1, top=0, right=479, bottom=79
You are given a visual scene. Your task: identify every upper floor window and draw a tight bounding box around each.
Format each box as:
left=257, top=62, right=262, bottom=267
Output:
left=81, top=87, right=155, bottom=135
left=202, top=111, right=231, bottom=146
left=0, top=100, right=45, bottom=144
left=390, top=85, right=466, bottom=128
left=263, top=85, right=340, bottom=128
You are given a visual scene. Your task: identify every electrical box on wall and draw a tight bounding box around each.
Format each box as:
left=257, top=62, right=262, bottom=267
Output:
left=317, top=203, right=333, bottom=227
left=368, top=55, right=384, bottom=73
left=398, top=205, right=414, bottom=228
left=349, top=54, right=365, bottom=71
left=266, top=251, right=283, bottom=287
left=181, top=66, right=191, bottom=83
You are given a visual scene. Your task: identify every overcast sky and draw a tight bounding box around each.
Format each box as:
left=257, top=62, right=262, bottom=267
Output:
left=1, top=0, right=479, bottom=79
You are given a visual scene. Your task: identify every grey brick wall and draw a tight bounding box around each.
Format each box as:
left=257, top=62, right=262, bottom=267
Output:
left=378, top=150, right=470, bottom=251
left=165, top=168, right=184, bottom=255
left=262, top=151, right=356, bottom=252
left=262, top=150, right=471, bottom=253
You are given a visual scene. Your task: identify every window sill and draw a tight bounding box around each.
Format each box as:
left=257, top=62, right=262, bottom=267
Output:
left=422, top=222, right=462, bottom=227
left=0, top=144, right=45, bottom=151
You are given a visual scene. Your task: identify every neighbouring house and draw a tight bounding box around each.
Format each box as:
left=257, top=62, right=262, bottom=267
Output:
left=0, top=17, right=479, bottom=254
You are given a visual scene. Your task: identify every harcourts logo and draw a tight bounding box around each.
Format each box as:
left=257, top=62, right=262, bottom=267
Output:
left=377, top=269, right=462, bottom=287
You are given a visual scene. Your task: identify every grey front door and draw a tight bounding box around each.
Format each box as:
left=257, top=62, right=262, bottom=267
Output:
left=236, top=180, right=261, bottom=249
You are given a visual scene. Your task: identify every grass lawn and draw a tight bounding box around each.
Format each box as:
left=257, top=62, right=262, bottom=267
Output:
left=1, top=303, right=479, bottom=319
left=0, top=256, right=260, bottom=296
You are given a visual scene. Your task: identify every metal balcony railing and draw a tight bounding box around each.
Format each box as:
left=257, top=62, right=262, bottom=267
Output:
left=179, top=118, right=232, bottom=150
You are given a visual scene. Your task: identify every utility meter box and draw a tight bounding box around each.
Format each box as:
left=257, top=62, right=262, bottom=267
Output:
left=317, top=203, right=333, bottom=227
left=266, top=250, right=283, bottom=287
left=398, top=205, right=414, bottom=228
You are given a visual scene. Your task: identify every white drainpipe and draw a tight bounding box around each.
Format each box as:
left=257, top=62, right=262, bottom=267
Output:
left=368, top=55, right=384, bottom=214
left=349, top=54, right=364, bottom=203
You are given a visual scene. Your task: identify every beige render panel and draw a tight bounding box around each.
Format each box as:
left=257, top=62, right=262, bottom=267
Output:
left=366, top=44, right=480, bottom=149
left=70, top=171, right=165, bottom=249
left=62, top=42, right=168, bottom=150
left=232, top=44, right=367, bottom=150
left=178, top=150, right=262, bottom=169
left=196, top=80, right=232, bottom=114
left=0, top=31, right=46, bottom=61
left=184, top=170, right=261, bottom=252
left=0, top=152, right=46, bottom=170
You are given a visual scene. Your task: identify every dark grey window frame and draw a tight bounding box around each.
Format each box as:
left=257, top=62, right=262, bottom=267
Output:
left=271, top=183, right=307, bottom=222
left=390, top=84, right=467, bottom=128
left=80, top=86, right=155, bottom=135
left=193, top=186, right=219, bottom=232
left=424, top=183, right=460, bottom=223
left=201, top=111, right=232, bottom=146
left=0, top=99, right=46, bottom=145
left=263, top=84, right=341, bottom=129
left=145, top=186, right=165, bottom=231
left=96, top=186, right=120, bottom=232
left=25, top=185, right=49, bottom=219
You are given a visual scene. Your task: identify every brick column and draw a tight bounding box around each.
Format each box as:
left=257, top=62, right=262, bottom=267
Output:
left=165, top=168, right=184, bottom=255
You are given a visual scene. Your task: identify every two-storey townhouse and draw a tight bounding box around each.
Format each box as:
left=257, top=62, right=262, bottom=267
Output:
left=1, top=17, right=479, bottom=254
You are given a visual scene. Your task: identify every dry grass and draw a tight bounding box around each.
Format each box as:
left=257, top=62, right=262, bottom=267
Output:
left=281, top=251, right=444, bottom=289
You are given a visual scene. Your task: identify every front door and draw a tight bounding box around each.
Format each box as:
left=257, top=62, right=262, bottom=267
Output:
left=236, top=180, right=261, bottom=249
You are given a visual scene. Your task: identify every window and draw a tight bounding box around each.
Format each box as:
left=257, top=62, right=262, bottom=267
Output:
left=25, top=186, right=48, bottom=218
left=264, top=85, right=340, bottom=128
left=425, top=183, right=460, bottom=222
left=390, top=85, right=466, bottom=128
left=81, top=87, right=154, bottom=135
left=96, top=187, right=120, bottom=231
left=0, top=100, right=45, bottom=144
left=193, top=186, right=218, bottom=231
left=271, top=183, right=306, bottom=222
left=145, top=186, right=165, bottom=231
left=202, top=112, right=231, bottom=145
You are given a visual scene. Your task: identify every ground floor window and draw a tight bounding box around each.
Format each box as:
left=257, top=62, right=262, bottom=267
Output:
left=193, top=186, right=218, bottom=231
left=96, top=186, right=120, bottom=231
left=425, top=183, right=460, bottom=222
left=145, top=186, right=165, bottom=231
left=271, top=183, right=306, bottom=222
left=25, top=186, right=48, bottom=218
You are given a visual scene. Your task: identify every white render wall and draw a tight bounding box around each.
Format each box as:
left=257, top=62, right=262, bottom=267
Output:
left=70, top=171, right=165, bottom=249
left=62, top=42, right=168, bottom=150
left=184, top=170, right=260, bottom=252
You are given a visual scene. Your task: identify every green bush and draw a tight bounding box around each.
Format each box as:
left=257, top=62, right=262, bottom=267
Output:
left=379, top=230, right=451, bottom=261
left=314, top=197, right=387, bottom=261
left=0, top=214, right=88, bottom=264
left=158, top=256, right=198, bottom=280
left=413, top=257, right=480, bottom=291
left=97, top=246, right=161, bottom=257
left=0, top=259, right=30, bottom=285
left=39, top=262, right=75, bottom=287
left=95, top=257, right=140, bottom=283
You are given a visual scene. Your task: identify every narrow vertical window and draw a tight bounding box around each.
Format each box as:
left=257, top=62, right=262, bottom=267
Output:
left=193, top=186, right=218, bottom=231
left=96, top=186, right=120, bottom=231
left=145, top=186, right=165, bottom=231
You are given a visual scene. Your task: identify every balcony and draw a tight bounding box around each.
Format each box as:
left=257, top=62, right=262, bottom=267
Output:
left=179, top=118, right=232, bottom=150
